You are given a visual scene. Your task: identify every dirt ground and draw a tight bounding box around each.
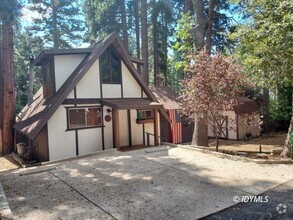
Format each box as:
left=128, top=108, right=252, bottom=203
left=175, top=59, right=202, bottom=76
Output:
left=207, top=132, right=287, bottom=159
left=0, top=155, right=19, bottom=175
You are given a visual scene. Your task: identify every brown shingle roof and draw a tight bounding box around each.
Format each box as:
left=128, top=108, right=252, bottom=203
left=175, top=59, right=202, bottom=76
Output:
left=149, top=86, right=180, bottom=110
left=15, top=32, right=170, bottom=139
left=234, top=97, right=259, bottom=115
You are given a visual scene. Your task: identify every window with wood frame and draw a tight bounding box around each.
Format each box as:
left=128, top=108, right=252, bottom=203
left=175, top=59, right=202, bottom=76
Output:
left=136, top=110, right=154, bottom=124
left=68, top=107, right=102, bottom=129
left=100, top=47, right=121, bottom=84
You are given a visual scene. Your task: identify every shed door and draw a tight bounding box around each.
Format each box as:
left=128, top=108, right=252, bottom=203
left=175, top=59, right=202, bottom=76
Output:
left=213, top=116, right=228, bottom=139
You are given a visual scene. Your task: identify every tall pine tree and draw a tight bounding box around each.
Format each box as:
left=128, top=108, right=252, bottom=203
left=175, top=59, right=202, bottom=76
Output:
left=28, top=0, right=85, bottom=49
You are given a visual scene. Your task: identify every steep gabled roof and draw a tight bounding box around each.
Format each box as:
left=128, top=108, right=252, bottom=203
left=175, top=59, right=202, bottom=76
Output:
left=15, top=32, right=169, bottom=139
left=233, top=97, right=259, bottom=115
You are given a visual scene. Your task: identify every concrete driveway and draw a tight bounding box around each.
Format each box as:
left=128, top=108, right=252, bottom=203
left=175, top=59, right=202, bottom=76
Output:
left=1, top=146, right=292, bottom=220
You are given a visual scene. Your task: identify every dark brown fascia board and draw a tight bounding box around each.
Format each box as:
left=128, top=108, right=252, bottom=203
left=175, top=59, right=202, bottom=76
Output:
left=28, top=32, right=118, bottom=139
left=32, top=48, right=93, bottom=66
left=114, top=37, right=171, bottom=123
left=63, top=98, right=101, bottom=105
left=100, top=100, right=164, bottom=110
left=130, top=57, right=144, bottom=65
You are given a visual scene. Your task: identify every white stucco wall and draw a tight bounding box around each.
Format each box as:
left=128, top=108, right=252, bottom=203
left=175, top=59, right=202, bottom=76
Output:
left=238, top=114, right=261, bottom=139
left=130, top=110, right=143, bottom=146
left=144, top=111, right=160, bottom=146
left=122, top=62, right=141, bottom=98
left=78, top=128, right=103, bottom=156
left=208, top=111, right=237, bottom=140
left=47, top=105, right=76, bottom=161
left=119, top=110, right=129, bottom=147
left=76, top=59, right=100, bottom=98
left=54, top=54, right=86, bottom=91
left=67, top=91, right=74, bottom=99
left=102, top=84, right=121, bottom=98
left=103, top=106, right=114, bottom=149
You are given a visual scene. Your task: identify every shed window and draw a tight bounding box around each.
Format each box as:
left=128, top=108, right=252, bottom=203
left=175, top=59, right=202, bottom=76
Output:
left=68, top=107, right=102, bottom=129
left=100, top=48, right=121, bottom=84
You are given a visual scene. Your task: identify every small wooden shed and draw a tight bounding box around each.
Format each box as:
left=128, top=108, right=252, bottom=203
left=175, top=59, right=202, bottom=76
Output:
left=207, top=97, right=261, bottom=140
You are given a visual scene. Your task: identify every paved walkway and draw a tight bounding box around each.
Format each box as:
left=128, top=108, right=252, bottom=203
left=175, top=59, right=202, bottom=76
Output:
left=204, top=179, right=293, bottom=219
left=1, top=146, right=292, bottom=219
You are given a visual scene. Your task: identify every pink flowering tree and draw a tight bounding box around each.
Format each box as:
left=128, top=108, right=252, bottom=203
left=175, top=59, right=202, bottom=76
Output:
left=179, top=52, right=248, bottom=151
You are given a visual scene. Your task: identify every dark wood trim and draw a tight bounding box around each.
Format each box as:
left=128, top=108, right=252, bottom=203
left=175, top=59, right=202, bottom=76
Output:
left=33, top=48, right=92, bottom=66
left=143, top=124, right=145, bottom=145
left=225, top=116, right=229, bottom=139
left=63, top=98, right=101, bottom=105
left=100, top=100, right=163, bottom=110
left=66, top=125, right=104, bottom=132
left=73, top=87, right=77, bottom=99
left=99, top=60, right=103, bottom=100
left=121, top=64, right=124, bottom=98
left=130, top=57, right=144, bottom=65
left=46, top=124, right=50, bottom=161
left=112, top=107, right=115, bottom=148
left=75, top=130, right=79, bottom=156
left=101, top=105, right=105, bottom=150
left=154, top=109, right=159, bottom=146
left=113, top=109, right=120, bottom=150
left=136, top=119, right=154, bottom=124
left=64, top=105, right=101, bottom=109
left=71, top=90, right=79, bottom=160
left=127, top=110, right=132, bottom=147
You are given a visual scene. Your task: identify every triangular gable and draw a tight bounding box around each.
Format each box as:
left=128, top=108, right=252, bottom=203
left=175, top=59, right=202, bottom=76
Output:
left=15, top=32, right=169, bottom=140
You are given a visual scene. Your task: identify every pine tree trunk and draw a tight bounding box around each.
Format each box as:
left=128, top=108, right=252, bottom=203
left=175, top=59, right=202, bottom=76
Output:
left=0, top=27, right=3, bottom=155
left=141, top=0, right=148, bottom=85
left=281, top=92, right=293, bottom=158
left=134, top=0, right=141, bottom=73
left=185, top=0, right=193, bottom=13
left=190, top=0, right=209, bottom=146
left=152, top=4, right=159, bottom=86
left=134, top=0, right=140, bottom=58
left=121, top=0, right=128, bottom=50
left=192, top=115, right=208, bottom=147
left=52, top=0, right=59, bottom=49
left=192, top=0, right=208, bottom=51
left=28, top=63, right=34, bottom=104
left=206, top=0, right=214, bottom=54
left=163, top=17, right=168, bottom=86
left=1, top=17, right=15, bottom=155
left=262, top=87, right=270, bottom=132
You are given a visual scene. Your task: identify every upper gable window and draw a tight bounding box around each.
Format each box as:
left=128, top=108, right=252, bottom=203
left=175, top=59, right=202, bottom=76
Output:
left=100, top=47, right=121, bottom=84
